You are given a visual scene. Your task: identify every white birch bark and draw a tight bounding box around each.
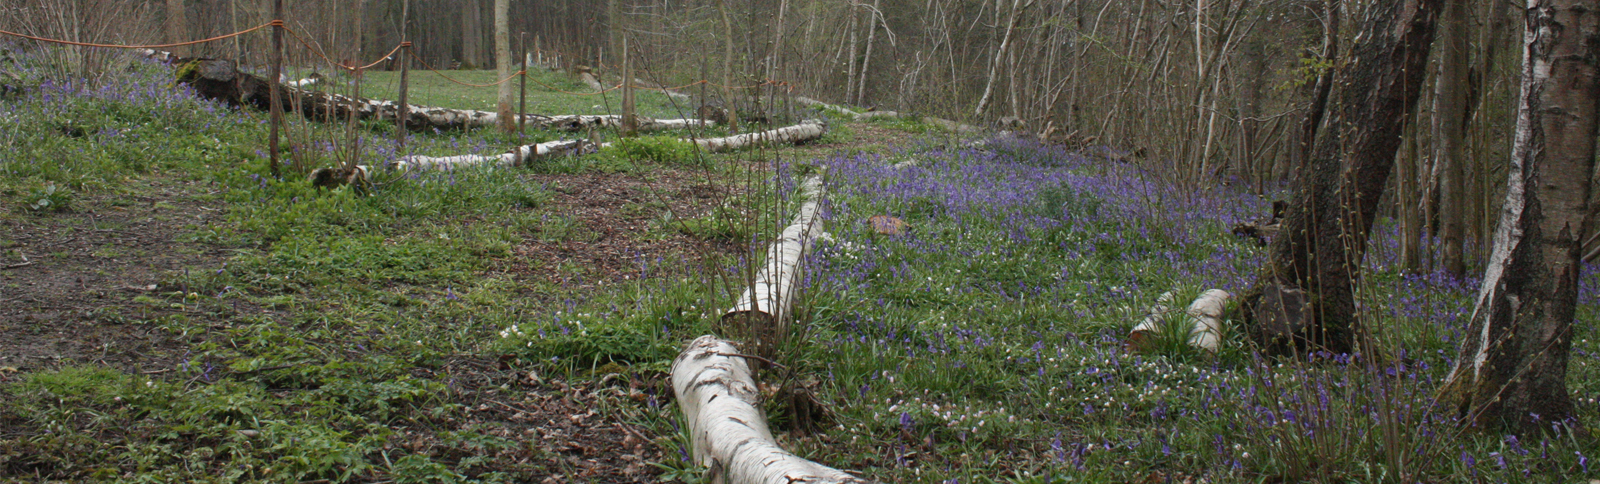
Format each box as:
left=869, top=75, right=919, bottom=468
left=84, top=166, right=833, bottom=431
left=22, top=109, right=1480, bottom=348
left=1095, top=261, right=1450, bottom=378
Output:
left=1128, top=289, right=1230, bottom=352
left=385, top=139, right=590, bottom=171
left=725, top=175, right=824, bottom=325
left=692, top=120, right=828, bottom=153
left=1184, top=289, right=1229, bottom=352
left=671, top=336, right=864, bottom=484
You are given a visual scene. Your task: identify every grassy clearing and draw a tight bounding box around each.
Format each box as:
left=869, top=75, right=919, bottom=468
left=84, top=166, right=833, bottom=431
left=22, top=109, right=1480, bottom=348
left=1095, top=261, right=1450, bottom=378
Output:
left=0, top=48, right=780, bottom=482
left=295, top=67, right=698, bottom=119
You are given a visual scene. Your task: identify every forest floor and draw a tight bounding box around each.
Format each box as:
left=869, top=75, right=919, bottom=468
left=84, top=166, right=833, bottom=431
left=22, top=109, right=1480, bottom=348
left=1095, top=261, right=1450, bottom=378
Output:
left=2, top=54, right=1598, bottom=484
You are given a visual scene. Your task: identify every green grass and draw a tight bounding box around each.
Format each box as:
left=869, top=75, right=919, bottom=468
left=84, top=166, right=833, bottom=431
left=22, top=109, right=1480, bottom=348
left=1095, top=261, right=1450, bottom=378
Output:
left=298, top=68, right=698, bottom=119
left=8, top=46, right=1595, bottom=484
left=0, top=48, right=755, bottom=482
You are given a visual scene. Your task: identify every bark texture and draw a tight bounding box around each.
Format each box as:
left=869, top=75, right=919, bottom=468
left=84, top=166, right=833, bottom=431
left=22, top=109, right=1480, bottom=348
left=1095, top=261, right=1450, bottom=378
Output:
left=1242, top=0, right=1441, bottom=354
left=671, top=336, right=863, bottom=484
left=1128, top=289, right=1230, bottom=353
left=724, top=175, right=824, bottom=356
left=1432, top=0, right=1470, bottom=277
left=385, top=139, right=591, bottom=171
left=1439, top=0, right=1598, bottom=435
left=693, top=120, right=828, bottom=153
left=494, top=0, right=514, bottom=133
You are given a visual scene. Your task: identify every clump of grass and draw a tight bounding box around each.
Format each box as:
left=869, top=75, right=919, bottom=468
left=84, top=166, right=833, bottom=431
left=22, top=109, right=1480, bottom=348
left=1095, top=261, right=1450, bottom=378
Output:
left=602, top=135, right=698, bottom=165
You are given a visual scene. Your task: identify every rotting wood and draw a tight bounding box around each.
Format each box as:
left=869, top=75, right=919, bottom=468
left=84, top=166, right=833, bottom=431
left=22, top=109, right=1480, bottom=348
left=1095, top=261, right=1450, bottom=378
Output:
left=671, top=336, right=864, bottom=484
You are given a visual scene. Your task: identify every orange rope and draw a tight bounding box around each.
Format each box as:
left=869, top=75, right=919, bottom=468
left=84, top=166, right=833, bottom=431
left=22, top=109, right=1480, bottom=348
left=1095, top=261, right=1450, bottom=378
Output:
left=0, top=22, right=275, bottom=49
left=282, top=24, right=404, bottom=73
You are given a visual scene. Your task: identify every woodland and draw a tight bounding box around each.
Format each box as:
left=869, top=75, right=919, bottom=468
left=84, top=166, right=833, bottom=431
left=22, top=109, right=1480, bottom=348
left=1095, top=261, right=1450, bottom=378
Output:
left=0, top=0, right=1598, bottom=482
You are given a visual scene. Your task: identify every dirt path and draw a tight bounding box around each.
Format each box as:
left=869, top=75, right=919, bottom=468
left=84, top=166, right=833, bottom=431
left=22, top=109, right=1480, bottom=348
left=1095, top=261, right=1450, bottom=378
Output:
left=0, top=176, right=226, bottom=376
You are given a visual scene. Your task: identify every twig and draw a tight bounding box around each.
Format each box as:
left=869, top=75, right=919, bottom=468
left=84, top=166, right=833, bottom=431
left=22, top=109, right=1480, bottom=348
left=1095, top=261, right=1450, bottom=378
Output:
left=2, top=261, right=34, bottom=270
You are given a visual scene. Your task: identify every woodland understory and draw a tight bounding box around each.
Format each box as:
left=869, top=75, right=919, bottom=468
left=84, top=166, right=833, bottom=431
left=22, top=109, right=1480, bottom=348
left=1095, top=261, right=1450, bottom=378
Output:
left=1, top=0, right=1599, bottom=483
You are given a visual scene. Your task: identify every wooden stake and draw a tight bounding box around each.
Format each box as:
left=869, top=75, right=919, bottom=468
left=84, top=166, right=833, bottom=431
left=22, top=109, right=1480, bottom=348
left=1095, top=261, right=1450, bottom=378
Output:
left=621, top=36, right=637, bottom=136
left=395, top=0, right=411, bottom=152
left=267, top=0, right=283, bottom=179
left=519, top=32, right=528, bottom=136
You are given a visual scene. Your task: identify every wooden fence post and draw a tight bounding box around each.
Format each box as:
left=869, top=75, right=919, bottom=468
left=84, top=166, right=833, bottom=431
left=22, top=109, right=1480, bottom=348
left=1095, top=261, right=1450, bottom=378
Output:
left=267, top=0, right=283, bottom=179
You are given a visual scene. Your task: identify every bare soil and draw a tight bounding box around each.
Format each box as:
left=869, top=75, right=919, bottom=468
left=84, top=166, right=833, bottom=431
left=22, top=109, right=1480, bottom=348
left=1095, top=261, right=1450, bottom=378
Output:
left=0, top=176, right=224, bottom=376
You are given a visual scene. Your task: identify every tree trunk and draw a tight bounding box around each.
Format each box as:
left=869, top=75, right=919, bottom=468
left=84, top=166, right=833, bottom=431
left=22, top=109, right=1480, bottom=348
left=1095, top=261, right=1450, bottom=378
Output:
left=461, top=0, right=482, bottom=68
left=1439, top=0, right=1598, bottom=436
left=691, top=120, right=828, bottom=153
left=494, top=0, right=513, bottom=133
left=974, top=0, right=1024, bottom=118
left=671, top=336, right=863, bottom=484
left=1241, top=0, right=1441, bottom=355
left=388, top=139, right=590, bottom=171
left=725, top=175, right=824, bottom=356
left=854, top=0, right=881, bottom=107
left=166, top=0, right=187, bottom=57
left=1295, top=0, right=1339, bottom=175
left=1433, top=0, right=1470, bottom=278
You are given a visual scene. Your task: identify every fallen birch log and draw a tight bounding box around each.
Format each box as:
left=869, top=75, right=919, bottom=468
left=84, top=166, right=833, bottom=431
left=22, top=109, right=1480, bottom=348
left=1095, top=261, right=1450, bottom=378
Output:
left=722, top=175, right=824, bottom=354
left=1127, top=289, right=1231, bottom=353
left=672, top=336, right=864, bottom=484
left=795, top=96, right=903, bottom=121
left=156, top=55, right=708, bottom=132
left=693, top=120, right=828, bottom=153
left=385, top=139, right=592, bottom=171
left=795, top=97, right=983, bottom=133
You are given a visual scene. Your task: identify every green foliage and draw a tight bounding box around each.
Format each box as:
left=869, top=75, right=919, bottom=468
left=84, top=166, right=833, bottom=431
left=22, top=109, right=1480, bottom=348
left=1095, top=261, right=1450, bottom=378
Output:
left=24, top=182, right=71, bottom=212
left=602, top=135, right=698, bottom=165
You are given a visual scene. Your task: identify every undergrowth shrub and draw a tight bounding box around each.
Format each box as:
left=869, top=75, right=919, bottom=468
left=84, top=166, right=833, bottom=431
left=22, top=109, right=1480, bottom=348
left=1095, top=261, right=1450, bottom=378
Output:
left=602, top=135, right=697, bottom=165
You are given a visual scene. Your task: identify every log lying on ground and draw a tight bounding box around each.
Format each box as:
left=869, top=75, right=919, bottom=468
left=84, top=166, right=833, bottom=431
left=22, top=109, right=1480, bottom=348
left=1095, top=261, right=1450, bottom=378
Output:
left=385, top=139, right=592, bottom=171
left=671, top=336, right=864, bottom=484
left=159, top=55, right=710, bottom=132
left=1127, top=289, right=1231, bottom=353
left=693, top=120, right=828, bottom=153
left=795, top=96, right=904, bottom=121
left=723, top=175, right=823, bottom=350
left=795, top=97, right=983, bottom=133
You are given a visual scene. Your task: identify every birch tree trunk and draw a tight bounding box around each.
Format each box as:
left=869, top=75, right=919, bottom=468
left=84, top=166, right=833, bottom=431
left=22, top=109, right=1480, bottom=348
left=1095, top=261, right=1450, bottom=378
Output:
left=1432, top=0, right=1470, bottom=278
left=974, top=0, right=1024, bottom=118
left=1241, top=0, right=1441, bottom=355
left=692, top=120, right=827, bottom=153
left=494, top=0, right=514, bottom=134
left=724, top=175, right=823, bottom=355
left=1439, top=0, right=1598, bottom=436
left=386, top=139, right=590, bottom=171
left=854, top=0, right=881, bottom=107
left=671, top=336, right=863, bottom=484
